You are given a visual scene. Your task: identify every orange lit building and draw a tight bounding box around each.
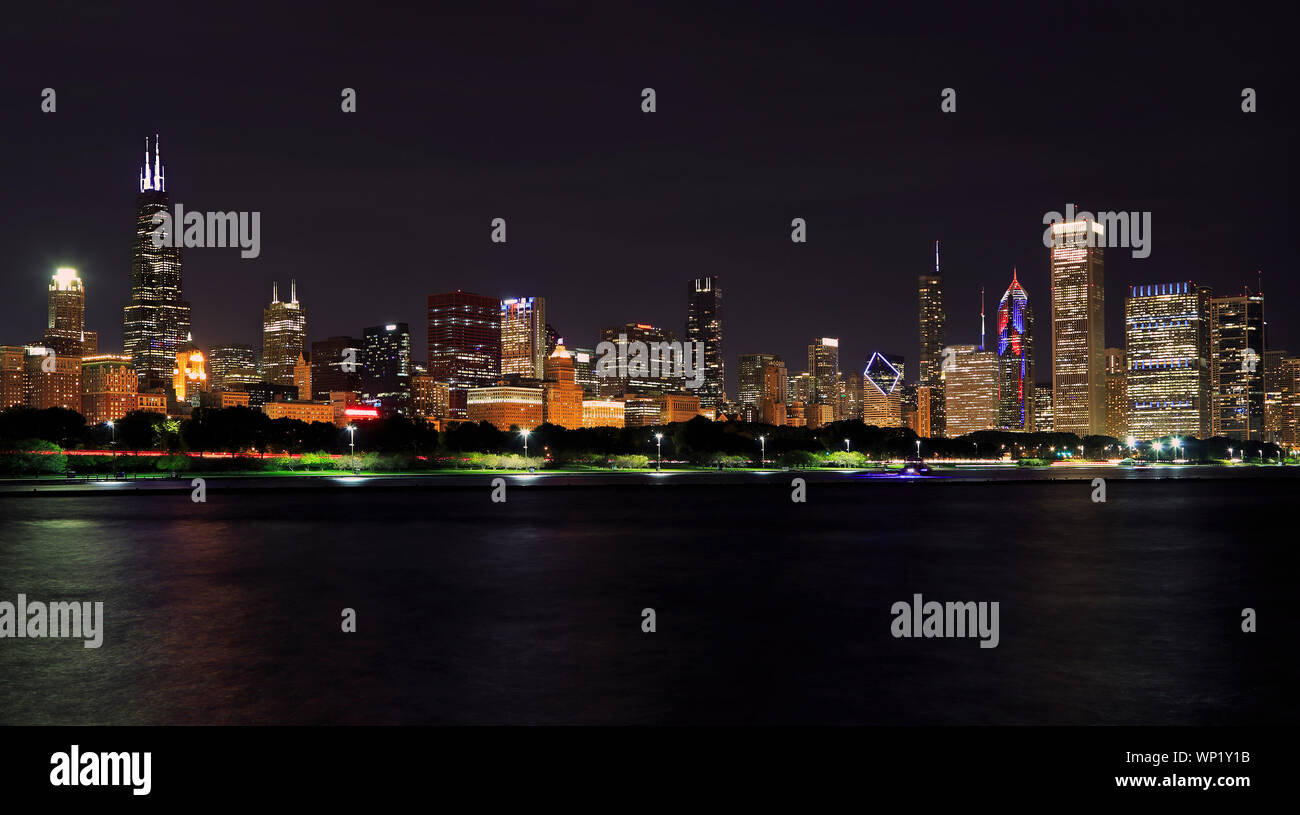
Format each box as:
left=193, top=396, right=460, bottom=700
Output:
left=173, top=349, right=209, bottom=406
left=293, top=352, right=312, bottom=401
left=410, top=375, right=451, bottom=420
left=263, top=400, right=334, bottom=423
left=466, top=385, right=544, bottom=430
left=542, top=344, right=584, bottom=428
left=135, top=388, right=167, bottom=415
left=199, top=390, right=251, bottom=409
left=581, top=398, right=625, bottom=428
left=1, top=346, right=26, bottom=408
left=656, top=392, right=701, bottom=424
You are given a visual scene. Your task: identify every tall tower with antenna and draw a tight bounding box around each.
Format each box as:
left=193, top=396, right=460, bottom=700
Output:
left=123, top=134, right=192, bottom=388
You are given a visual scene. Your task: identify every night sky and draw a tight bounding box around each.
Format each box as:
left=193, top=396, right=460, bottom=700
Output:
left=1, top=3, right=1293, bottom=396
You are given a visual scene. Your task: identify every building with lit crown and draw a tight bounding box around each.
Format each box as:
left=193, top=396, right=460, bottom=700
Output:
left=1125, top=282, right=1212, bottom=440
left=996, top=269, right=1035, bottom=431
left=1049, top=216, right=1106, bottom=436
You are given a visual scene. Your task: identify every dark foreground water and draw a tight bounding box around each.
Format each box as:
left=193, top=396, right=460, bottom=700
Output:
left=0, top=472, right=1295, bottom=724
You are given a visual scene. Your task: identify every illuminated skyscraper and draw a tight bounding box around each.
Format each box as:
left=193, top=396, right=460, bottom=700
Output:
left=686, top=276, right=724, bottom=407
left=123, top=135, right=191, bottom=389
left=80, top=354, right=137, bottom=424
left=208, top=344, right=260, bottom=391
left=995, top=269, right=1034, bottom=431
left=46, top=268, right=96, bottom=356
left=1049, top=215, right=1106, bottom=436
left=501, top=296, right=547, bottom=378
left=862, top=352, right=904, bottom=427
left=738, top=353, right=780, bottom=416
left=261, top=280, right=307, bottom=386
left=428, top=290, right=501, bottom=418
left=808, top=338, right=839, bottom=405
left=597, top=323, right=681, bottom=396
left=944, top=344, right=999, bottom=436
left=1210, top=291, right=1266, bottom=440
left=919, top=241, right=948, bottom=436
left=1125, top=282, right=1212, bottom=440
left=1104, top=348, right=1128, bottom=440
left=363, top=322, right=412, bottom=400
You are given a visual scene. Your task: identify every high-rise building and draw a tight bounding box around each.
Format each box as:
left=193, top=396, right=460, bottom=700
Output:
left=542, top=343, right=584, bottom=429
left=844, top=371, right=864, bottom=422
left=80, top=354, right=137, bottom=424
left=260, top=280, right=306, bottom=386
left=1210, top=292, right=1266, bottom=441
left=428, top=290, right=501, bottom=418
left=1125, top=282, right=1212, bottom=440
left=172, top=349, right=209, bottom=407
left=570, top=346, right=599, bottom=396
left=410, top=375, right=451, bottom=420
left=944, top=344, right=999, bottom=436
left=501, top=297, right=547, bottom=379
left=686, top=276, right=724, bottom=407
left=862, top=352, right=904, bottom=427
left=363, top=322, right=411, bottom=400
left=919, top=241, right=948, bottom=437
left=123, top=135, right=191, bottom=389
left=1104, top=348, right=1128, bottom=440
left=22, top=346, right=81, bottom=411
left=808, top=338, right=839, bottom=405
left=738, top=353, right=780, bottom=414
left=597, top=323, right=681, bottom=396
left=293, top=353, right=312, bottom=401
left=1049, top=215, right=1106, bottom=436
left=46, top=268, right=96, bottom=356
left=1265, top=349, right=1289, bottom=442
left=919, top=241, right=948, bottom=385
left=995, top=269, right=1035, bottom=431
left=310, top=336, right=363, bottom=399
left=1034, top=382, right=1054, bottom=431
left=208, top=344, right=260, bottom=391
left=1271, top=355, right=1300, bottom=445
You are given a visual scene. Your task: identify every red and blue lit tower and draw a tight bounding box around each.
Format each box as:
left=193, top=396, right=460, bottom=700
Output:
left=996, top=269, right=1035, bottom=430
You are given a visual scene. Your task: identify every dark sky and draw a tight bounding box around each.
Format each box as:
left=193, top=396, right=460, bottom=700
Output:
left=1, top=2, right=1293, bottom=396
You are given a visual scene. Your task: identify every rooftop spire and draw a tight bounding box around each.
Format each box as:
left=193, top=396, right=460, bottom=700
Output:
left=139, top=134, right=165, bottom=193
left=935, top=240, right=940, bottom=275
left=291, top=278, right=297, bottom=303
left=272, top=280, right=279, bottom=303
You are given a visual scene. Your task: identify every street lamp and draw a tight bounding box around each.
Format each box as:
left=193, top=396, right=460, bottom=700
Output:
left=1152, top=441, right=1162, bottom=463
left=845, top=439, right=851, bottom=453
left=655, top=433, right=663, bottom=471
left=915, top=439, right=921, bottom=459
left=107, top=420, right=116, bottom=476
left=1228, top=446, right=1234, bottom=462
left=1173, top=437, right=1182, bottom=461
left=347, top=425, right=357, bottom=472
left=521, top=429, right=531, bottom=460
left=759, top=435, right=767, bottom=468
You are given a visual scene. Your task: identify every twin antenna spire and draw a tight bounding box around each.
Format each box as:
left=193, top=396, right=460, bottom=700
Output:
left=139, top=134, right=164, bottom=193
left=271, top=280, right=299, bottom=304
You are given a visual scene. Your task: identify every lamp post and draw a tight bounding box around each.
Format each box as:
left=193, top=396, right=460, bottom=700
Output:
left=107, top=420, right=116, bottom=476
left=1152, top=441, right=1162, bottom=463
left=759, top=435, right=766, bottom=468
left=655, top=433, right=663, bottom=471
left=347, top=425, right=357, bottom=472
left=1173, top=437, right=1181, bottom=461
left=915, top=439, right=921, bottom=459
left=522, top=429, right=530, bottom=460
left=845, top=439, right=850, bottom=453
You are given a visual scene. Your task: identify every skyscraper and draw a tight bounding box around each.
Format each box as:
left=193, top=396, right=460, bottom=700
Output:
left=738, top=353, right=780, bottom=416
left=208, top=344, right=260, bottom=391
left=597, top=323, right=681, bottom=396
left=363, top=322, right=412, bottom=400
left=310, top=336, right=363, bottom=399
left=1210, top=291, right=1266, bottom=440
left=995, top=269, right=1034, bottom=431
left=944, top=344, right=999, bottom=436
left=1125, top=282, right=1212, bottom=440
left=123, top=135, right=191, bottom=388
left=918, top=241, right=947, bottom=436
left=501, top=296, right=547, bottom=378
left=808, top=338, right=839, bottom=406
left=862, top=352, right=904, bottom=427
left=1049, top=215, right=1106, bottom=436
left=261, top=280, right=307, bottom=386
left=46, top=268, right=96, bottom=356
left=1104, top=348, right=1128, bottom=440
left=686, top=276, right=724, bottom=407
left=428, top=290, right=501, bottom=418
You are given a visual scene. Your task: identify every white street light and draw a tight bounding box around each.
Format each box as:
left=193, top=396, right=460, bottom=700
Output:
left=655, top=432, right=663, bottom=471
left=521, top=429, right=531, bottom=460
left=759, top=435, right=767, bottom=468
